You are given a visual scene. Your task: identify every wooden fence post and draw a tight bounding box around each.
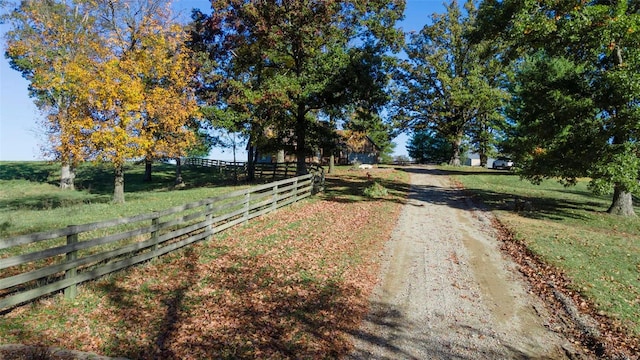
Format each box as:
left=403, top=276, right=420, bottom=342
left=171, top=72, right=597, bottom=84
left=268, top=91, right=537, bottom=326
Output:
left=312, top=171, right=324, bottom=194
left=272, top=184, right=278, bottom=211
left=151, top=217, right=160, bottom=256
left=293, top=178, right=298, bottom=202
left=244, top=191, right=250, bottom=222
left=64, top=227, right=78, bottom=300
left=311, top=173, right=318, bottom=194
left=205, top=203, right=213, bottom=240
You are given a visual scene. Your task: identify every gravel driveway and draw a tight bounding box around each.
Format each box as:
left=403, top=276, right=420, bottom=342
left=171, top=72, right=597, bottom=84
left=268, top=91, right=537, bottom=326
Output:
left=348, top=166, right=575, bottom=359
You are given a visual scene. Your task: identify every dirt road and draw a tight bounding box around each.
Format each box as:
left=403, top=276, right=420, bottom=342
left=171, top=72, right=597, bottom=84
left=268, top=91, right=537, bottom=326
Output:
left=348, top=166, right=576, bottom=359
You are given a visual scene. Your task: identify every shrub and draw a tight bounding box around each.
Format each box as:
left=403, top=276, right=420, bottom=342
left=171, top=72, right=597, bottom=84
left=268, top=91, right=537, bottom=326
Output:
left=363, top=182, right=388, bottom=198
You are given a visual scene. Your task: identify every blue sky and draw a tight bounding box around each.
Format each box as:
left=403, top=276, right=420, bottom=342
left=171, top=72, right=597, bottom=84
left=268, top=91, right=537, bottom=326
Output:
left=0, top=0, right=445, bottom=161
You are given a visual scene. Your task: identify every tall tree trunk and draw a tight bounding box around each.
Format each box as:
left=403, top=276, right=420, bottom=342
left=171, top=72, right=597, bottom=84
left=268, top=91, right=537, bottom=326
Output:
left=295, top=107, right=308, bottom=175
left=449, top=137, right=462, bottom=166
left=329, top=153, right=335, bottom=174
left=479, top=153, right=488, bottom=167
left=247, top=140, right=255, bottom=182
left=607, top=184, right=636, bottom=216
left=113, top=164, right=125, bottom=204
left=245, top=149, right=258, bottom=184
left=60, top=160, right=75, bottom=190
left=478, top=115, right=490, bottom=167
left=144, top=158, right=152, bottom=182
left=175, top=157, right=184, bottom=187
left=232, top=134, right=237, bottom=163
left=59, top=105, right=75, bottom=190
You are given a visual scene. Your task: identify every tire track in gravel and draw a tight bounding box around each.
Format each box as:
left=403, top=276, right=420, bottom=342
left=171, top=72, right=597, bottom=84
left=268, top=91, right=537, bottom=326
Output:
left=347, top=166, right=576, bottom=360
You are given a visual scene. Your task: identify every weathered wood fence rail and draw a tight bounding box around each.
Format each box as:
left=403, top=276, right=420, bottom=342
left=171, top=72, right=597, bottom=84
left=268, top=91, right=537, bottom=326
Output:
left=0, top=173, right=323, bottom=311
left=183, top=158, right=247, bottom=169
left=183, top=158, right=323, bottom=181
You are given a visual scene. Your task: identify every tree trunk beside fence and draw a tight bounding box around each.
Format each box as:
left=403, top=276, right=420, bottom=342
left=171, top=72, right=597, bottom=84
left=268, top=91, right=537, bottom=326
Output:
left=113, top=164, right=125, bottom=204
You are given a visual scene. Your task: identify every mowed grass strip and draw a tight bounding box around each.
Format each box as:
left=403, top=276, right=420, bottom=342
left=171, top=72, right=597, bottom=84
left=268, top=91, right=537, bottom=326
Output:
left=0, top=161, right=248, bottom=237
left=446, top=166, right=640, bottom=336
left=0, top=166, right=409, bottom=359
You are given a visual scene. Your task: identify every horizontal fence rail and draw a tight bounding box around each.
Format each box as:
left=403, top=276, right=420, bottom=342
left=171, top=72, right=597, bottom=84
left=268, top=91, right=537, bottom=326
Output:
left=183, top=158, right=247, bottom=169
left=254, top=162, right=296, bottom=179
left=0, top=172, right=323, bottom=311
left=183, top=158, right=324, bottom=181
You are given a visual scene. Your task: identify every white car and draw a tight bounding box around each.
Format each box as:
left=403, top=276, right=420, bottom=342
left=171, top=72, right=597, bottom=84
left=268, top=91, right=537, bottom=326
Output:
left=492, top=157, right=513, bottom=170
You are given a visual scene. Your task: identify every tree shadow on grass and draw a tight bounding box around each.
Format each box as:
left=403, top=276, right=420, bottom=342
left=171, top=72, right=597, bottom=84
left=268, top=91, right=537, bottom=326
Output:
left=321, top=170, right=410, bottom=205
left=0, top=162, right=243, bottom=214
left=88, top=245, right=372, bottom=359
left=0, top=162, right=132, bottom=189
left=405, top=166, right=516, bottom=177
left=0, top=161, right=237, bottom=194
left=388, top=166, right=599, bottom=222
left=0, top=193, right=112, bottom=211
left=73, top=164, right=199, bottom=195
left=96, top=247, right=199, bottom=359
left=465, top=188, right=598, bottom=221
left=0, top=162, right=57, bottom=183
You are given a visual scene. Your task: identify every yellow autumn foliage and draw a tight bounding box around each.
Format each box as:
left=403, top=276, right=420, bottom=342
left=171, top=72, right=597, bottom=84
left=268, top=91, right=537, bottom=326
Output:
left=5, top=0, right=200, bottom=167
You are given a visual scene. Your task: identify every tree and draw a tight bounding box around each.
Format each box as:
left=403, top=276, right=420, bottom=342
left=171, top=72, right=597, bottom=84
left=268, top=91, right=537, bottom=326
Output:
left=86, top=0, right=200, bottom=202
left=133, top=25, right=200, bottom=183
left=187, top=7, right=261, bottom=180
left=477, top=0, right=640, bottom=216
left=466, top=40, right=511, bottom=167
left=190, top=0, right=404, bottom=175
left=392, top=0, right=507, bottom=166
left=407, top=130, right=453, bottom=164
left=5, top=0, right=200, bottom=203
left=4, top=0, right=102, bottom=189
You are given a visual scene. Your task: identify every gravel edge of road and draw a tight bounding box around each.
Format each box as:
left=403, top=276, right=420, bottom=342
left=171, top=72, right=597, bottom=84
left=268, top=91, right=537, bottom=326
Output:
left=453, top=177, right=640, bottom=360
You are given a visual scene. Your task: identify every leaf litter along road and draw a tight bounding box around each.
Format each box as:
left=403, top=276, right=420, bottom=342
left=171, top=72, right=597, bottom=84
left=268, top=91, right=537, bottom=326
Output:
left=348, top=166, right=579, bottom=359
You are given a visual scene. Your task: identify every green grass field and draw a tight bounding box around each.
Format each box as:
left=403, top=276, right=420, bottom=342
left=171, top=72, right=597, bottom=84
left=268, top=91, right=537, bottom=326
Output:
left=446, top=166, right=640, bottom=336
left=0, top=161, right=248, bottom=237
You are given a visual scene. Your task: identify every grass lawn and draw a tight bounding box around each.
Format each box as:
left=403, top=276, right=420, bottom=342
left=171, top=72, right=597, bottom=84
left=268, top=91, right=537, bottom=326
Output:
left=0, top=164, right=409, bottom=359
left=0, top=161, right=249, bottom=237
left=445, top=166, right=640, bottom=337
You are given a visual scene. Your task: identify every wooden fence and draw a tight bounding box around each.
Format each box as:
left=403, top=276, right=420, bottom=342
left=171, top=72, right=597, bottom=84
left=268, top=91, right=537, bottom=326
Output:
left=183, top=158, right=247, bottom=170
left=254, top=162, right=325, bottom=179
left=183, top=158, right=323, bottom=181
left=0, top=172, right=323, bottom=311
